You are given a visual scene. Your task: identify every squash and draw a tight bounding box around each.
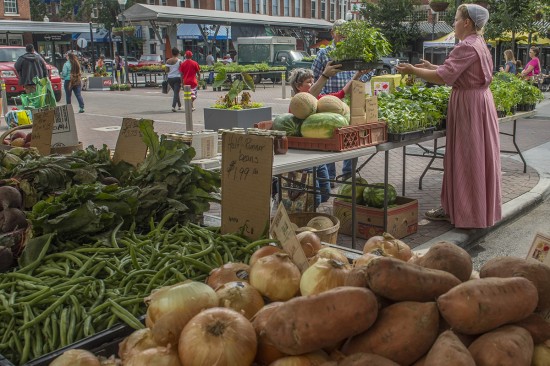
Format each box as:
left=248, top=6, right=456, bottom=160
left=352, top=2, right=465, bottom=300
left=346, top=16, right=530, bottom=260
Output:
left=289, top=92, right=318, bottom=119
left=301, top=112, right=349, bottom=138
left=317, top=95, right=347, bottom=115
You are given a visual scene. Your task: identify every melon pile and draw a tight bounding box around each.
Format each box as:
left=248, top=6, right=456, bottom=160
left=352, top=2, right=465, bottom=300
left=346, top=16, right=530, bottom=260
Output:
left=273, top=93, right=351, bottom=138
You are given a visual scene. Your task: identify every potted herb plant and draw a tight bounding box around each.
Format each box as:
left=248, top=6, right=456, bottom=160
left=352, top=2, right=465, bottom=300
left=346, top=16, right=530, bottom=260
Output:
left=204, top=69, right=271, bottom=130
left=327, top=20, right=392, bottom=71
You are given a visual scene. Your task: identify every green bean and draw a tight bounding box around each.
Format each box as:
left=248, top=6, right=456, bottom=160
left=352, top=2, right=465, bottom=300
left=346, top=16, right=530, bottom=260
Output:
left=20, top=286, right=77, bottom=331
left=17, top=233, right=54, bottom=275
left=50, top=310, right=59, bottom=351
left=110, top=220, right=124, bottom=248
left=108, top=299, right=144, bottom=330
left=67, top=307, right=77, bottom=345
left=20, top=306, right=32, bottom=364
left=83, top=315, right=94, bottom=337
left=1, top=317, right=15, bottom=344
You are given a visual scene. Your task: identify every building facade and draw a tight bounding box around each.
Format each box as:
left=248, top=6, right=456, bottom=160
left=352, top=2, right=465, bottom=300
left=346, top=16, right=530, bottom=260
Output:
left=0, top=0, right=32, bottom=45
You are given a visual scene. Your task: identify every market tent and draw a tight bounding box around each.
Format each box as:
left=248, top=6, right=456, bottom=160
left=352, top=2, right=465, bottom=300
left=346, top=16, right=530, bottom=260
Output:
left=518, top=34, right=550, bottom=45
left=422, top=31, right=455, bottom=58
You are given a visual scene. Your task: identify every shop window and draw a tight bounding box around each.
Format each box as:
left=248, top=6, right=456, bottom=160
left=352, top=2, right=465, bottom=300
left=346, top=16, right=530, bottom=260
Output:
left=311, top=0, right=316, bottom=18
left=149, top=27, right=155, bottom=38
left=243, top=0, right=250, bottom=12
left=4, top=0, right=18, bottom=14
left=215, top=0, right=223, bottom=10
left=272, top=0, right=278, bottom=15
left=330, top=0, right=335, bottom=20
left=179, top=0, right=185, bottom=6
left=193, top=0, right=199, bottom=7
left=149, top=43, right=156, bottom=54
left=160, top=0, right=166, bottom=5
left=229, top=0, right=236, bottom=11
left=321, top=0, right=326, bottom=19
left=283, top=0, right=289, bottom=16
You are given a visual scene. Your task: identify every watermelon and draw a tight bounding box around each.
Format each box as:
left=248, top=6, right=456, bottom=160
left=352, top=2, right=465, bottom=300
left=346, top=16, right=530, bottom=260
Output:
left=300, top=112, right=349, bottom=139
left=272, top=113, right=302, bottom=136
left=362, top=183, right=397, bottom=208
left=289, top=92, right=318, bottom=119
left=338, top=177, right=368, bottom=204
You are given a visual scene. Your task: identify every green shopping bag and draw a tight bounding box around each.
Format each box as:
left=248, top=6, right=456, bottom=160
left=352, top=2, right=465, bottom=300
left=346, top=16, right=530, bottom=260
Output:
left=20, top=77, right=56, bottom=110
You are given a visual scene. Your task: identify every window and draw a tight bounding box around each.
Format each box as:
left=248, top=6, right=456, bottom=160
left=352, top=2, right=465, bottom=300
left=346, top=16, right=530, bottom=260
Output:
left=147, top=0, right=154, bottom=4
left=294, top=0, right=300, bottom=17
left=321, top=0, right=326, bottom=19
left=215, top=0, right=223, bottom=10
left=229, top=0, right=236, bottom=11
left=179, top=0, right=185, bottom=6
left=160, top=0, right=166, bottom=5
left=149, top=44, right=156, bottom=54
left=283, top=0, right=289, bottom=16
left=311, top=0, right=316, bottom=18
left=330, top=0, right=335, bottom=20
left=193, top=0, right=199, bottom=7
left=148, top=27, right=155, bottom=38
left=272, top=0, right=278, bottom=15
left=243, top=0, right=250, bottom=12
left=4, top=0, right=18, bottom=14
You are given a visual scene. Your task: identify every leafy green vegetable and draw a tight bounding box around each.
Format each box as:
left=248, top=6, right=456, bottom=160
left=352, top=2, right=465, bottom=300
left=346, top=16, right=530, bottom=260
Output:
left=328, top=21, right=392, bottom=62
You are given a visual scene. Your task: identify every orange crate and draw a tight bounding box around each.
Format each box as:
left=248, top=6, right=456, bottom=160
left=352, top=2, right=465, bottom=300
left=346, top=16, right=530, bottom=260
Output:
left=254, top=121, right=387, bottom=152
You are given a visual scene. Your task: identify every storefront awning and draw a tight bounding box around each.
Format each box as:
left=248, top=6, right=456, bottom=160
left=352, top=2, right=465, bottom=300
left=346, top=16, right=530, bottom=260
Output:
left=0, top=19, right=90, bottom=33
left=177, top=24, right=231, bottom=40
left=72, top=28, right=112, bottom=43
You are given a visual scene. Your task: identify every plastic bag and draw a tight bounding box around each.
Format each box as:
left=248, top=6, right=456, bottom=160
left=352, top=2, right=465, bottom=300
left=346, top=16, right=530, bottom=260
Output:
left=4, top=109, right=33, bottom=128
left=19, top=77, right=56, bottom=109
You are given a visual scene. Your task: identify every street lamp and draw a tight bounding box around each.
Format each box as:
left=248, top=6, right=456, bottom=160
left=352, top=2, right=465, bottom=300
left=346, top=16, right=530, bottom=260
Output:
left=117, top=0, right=129, bottom=84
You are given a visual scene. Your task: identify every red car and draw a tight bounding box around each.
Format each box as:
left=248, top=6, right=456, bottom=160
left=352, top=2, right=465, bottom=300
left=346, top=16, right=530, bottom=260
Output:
left=0, top=46, right=63, bottom=103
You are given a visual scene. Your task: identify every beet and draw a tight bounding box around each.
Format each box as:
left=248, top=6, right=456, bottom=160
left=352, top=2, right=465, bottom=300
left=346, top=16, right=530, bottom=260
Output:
left=0, top=246, right=13, bottom=272
left=0, top=208, right=28, bottom=233
left=101, top=176, right=120, bottom=185
left=0, top=186, right=23, bottom=209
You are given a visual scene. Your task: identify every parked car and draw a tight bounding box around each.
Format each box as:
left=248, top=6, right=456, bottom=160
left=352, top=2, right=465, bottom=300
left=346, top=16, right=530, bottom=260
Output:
left=378, top=56, right=400, bottom=75
left=0, top=46, right=63, bottom=103
left=137, top=54, right=163, bottom=67
left=124, top=56, right=139, bottom=67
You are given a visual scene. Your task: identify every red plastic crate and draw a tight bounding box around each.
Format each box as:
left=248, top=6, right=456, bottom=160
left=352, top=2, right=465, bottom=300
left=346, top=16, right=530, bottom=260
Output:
left=254, top=120, right=387, bottom=152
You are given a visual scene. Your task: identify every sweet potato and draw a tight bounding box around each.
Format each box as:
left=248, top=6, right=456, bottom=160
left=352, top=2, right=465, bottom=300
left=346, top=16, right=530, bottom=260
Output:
left=480, top=256, right=550, bottom=311
left=366, top=256, right=461, bottom=302
left=411, top=241, right=472, bottom=282
left=411, top=355, right=426, bottom=366
left=337, top=353, right=399, bottom=366
left=252, top=302, right=286, bottom=365
left=264, top=287, right=378, bottom=355
left=468, top=325, right=534, bottom=366
left=513, top=313, right=550, bottom=344
left=424, top=330, right=475, bottom=366
left=437, top=277, right=539, bottom=334
left=342, top=301, right=439, bottom=366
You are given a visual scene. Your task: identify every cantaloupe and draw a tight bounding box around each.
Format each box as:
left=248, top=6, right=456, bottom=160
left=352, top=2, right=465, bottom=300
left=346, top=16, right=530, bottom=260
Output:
left=289, top=92, right=318, bottom=119
left=317, top=95, right=346, bottom=115
left=306, top=216, right=334, bottom=231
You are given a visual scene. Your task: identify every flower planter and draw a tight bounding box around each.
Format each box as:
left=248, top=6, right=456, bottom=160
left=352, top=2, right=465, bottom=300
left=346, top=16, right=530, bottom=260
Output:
left=387, top=127, right=435, bottom=142
left=87, top=77, right=113, bottom=91
left=429, top=1, right=449, bottom=12
left=203, top=107, right=272, bottom=130
left=337, top=60, right=384, bottom=72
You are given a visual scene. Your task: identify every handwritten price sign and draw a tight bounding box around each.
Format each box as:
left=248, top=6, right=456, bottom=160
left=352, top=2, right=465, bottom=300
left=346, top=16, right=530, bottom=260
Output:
left=221, top=132, right=274, bottom=240
left=112, top=118, right=152, bottom=166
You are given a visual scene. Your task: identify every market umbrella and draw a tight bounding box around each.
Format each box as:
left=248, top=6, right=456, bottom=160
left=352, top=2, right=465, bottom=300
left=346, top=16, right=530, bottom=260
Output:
left=518, top=34, right=550, bottom=45
left=310, top=39, right=331, bottom=48
left=488, top=31, right=529, bottom=43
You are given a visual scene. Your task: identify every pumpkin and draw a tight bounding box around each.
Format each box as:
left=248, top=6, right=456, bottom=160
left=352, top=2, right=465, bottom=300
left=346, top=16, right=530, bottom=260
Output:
left=289, top=92, right=318, bottom=119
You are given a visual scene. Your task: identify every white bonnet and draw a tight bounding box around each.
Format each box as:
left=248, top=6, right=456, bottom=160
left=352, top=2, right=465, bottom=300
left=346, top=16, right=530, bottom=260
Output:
left=466, top=4, right=489, bottom=29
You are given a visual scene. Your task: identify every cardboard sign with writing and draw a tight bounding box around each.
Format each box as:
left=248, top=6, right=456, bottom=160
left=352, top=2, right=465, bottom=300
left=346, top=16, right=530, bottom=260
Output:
left=51, top=105, right=79, bottom=147
left=113, top=118, right=152, bottom=166
left=270, top=202, right=309, bottom=272
left=366, top=96, right=379, bottom=123
left=30, top=109, right=55, bottom=155
left=221, top=132, right=273, bottom=240
left=350, top=80, right=366, bottom=117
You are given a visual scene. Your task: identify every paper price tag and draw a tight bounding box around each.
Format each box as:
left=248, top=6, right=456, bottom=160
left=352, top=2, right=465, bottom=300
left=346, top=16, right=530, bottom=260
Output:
left=30, top=109, right=55, bottom=155
left=270, top=203, right=309, bottom=272
left=113, top=118, right=152, bottom=166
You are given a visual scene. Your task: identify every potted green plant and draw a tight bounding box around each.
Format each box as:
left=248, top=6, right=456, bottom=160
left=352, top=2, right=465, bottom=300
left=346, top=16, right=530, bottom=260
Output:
left=429, top=0, right=450, bottom=12
left=327, top=20, right=392, bottom=71
left=204, top=69, right=271, bottom=130
left=112, top=25, right=136, bottom=37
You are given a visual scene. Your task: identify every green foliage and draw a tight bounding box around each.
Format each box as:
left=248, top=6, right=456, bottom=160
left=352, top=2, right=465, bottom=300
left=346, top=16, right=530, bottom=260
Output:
left=212, top=71, right=264, bottom=109
left=327, top=20, right=392, bottom=62
left=490, top=72, right=543, bottom=110
left=360, top=0, right=422, bottom=55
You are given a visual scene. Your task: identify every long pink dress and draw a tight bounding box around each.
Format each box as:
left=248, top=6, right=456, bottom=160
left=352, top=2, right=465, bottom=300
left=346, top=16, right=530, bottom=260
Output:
left=436, top=34, right=502, bottom=228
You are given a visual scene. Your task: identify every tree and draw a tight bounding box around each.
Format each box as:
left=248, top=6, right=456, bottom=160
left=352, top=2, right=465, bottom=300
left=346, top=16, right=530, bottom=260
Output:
left=360, top=0, right=422, bottom=56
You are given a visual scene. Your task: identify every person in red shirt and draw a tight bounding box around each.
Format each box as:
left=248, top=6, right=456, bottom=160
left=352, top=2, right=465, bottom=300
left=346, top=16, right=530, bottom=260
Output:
left=179, top=50, right=201, bottom=111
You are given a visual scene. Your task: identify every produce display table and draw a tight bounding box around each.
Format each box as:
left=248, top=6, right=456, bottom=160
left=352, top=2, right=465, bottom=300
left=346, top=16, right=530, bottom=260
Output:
left=129, top=70, right=165, bottom=88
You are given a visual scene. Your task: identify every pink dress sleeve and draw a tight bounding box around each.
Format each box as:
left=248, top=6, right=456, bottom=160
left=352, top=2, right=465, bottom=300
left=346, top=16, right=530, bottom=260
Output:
left=436, top=42, right=479, bottom=86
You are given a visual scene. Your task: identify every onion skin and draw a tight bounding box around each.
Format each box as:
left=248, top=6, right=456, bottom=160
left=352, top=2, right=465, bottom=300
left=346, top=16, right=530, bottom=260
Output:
left=300, top=258, right=350, bottom=296
left=216, top=281, right=265, bottom=319
left=124, top=345, right=182, bottom=366
left=145, top=281, right=218, bottom=347
left=309, top=247, right=350, bottom=268
left=268, top=351, right=329, bottom=366
left=206, top=262, right=250, bottom=290
left=249, top=245, right=283, bottom=267
left=362, top=233, right=412, bottom=261
left=250, top=253, right=301, bottom=301
left=353, top=253, right=379, bottom=268
left=49, top=349, right=101, bottom=366
left=178, top=307, right=257, bottom=366
left=296, top=231, right=322, bottom=258
left=252, top=302, right=287, bottom=365
left=118, top=328, right=158, bottom=362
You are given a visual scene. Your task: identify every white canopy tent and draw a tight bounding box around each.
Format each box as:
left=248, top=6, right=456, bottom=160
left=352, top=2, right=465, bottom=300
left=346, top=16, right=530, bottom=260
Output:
left=422, top=31, right=455, bottom=59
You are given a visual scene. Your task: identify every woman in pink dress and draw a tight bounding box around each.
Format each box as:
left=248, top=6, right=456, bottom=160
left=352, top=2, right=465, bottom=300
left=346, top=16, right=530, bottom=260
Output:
left=396, top=4, right=501, bottom=228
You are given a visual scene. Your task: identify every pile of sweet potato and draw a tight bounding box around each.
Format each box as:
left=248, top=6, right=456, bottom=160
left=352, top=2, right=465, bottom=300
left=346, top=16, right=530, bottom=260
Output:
left=256, top=241, right=550, bottom=366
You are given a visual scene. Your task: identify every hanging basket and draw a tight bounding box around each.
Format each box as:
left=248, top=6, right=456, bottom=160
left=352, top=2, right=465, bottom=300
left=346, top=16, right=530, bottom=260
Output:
left=429, top=1, right=449, bottom=12
left=474, top=0, right=489, bottom=8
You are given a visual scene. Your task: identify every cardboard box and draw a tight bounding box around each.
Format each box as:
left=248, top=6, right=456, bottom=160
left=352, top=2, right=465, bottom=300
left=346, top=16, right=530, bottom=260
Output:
left=350, top=115, right=366, bottom=126
left=190, top=131, right=218, bottom=159
left=333, top=196, right=418, bottom=240
left=371, top=75, right=403, bottom=96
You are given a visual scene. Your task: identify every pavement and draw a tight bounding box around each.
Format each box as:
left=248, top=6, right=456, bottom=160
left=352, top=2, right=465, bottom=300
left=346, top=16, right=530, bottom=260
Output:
left=2, top=80, right=548, bottom=253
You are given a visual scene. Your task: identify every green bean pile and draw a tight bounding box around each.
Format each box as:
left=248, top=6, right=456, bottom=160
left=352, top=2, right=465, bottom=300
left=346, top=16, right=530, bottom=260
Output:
left=0, top=219, right=270, bottom=365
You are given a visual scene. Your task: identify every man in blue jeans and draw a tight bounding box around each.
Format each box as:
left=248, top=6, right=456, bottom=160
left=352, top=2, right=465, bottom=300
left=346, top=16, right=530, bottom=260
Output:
left=311, top=19, right=375, bottom=181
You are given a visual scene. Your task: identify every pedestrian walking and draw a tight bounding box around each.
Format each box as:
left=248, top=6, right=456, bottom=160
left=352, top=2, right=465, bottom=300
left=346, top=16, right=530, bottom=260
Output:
left=179, top=50, right=201, bottom=111
left=114, top=53, right=124, bottom=84
left=14, top=44, right=48, bottom=94
left=62, top=52, right=85, bottom=113
left=397, top=4, right=501, bottom=229
left=165, top=48, right=183, bottom=112
left=206, top=51, right=215, bottom=84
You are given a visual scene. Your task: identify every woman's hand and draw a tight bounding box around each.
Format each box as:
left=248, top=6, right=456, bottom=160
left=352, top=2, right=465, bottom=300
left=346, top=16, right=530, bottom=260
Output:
left=415, top=59, right=437, bottom=70
left=352, top=69, right=372, bottom=80
left=323, top=61, right=342, bottom=77
left=396, top=63, right=415, bottom=75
